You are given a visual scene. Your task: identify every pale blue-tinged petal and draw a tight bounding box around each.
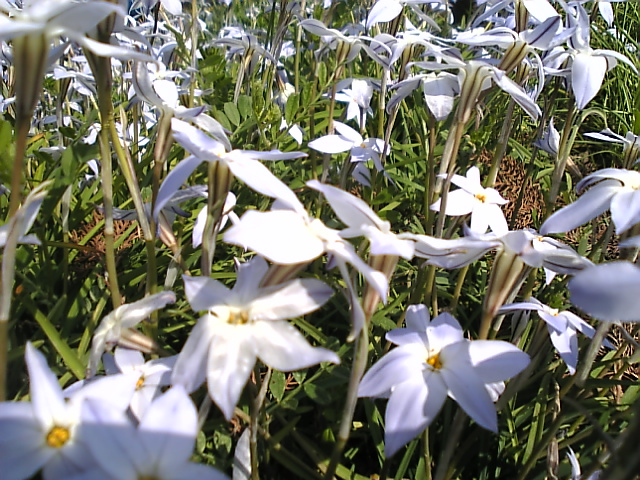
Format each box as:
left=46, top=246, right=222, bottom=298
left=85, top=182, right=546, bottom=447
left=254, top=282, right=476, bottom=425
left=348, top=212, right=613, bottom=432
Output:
left=207, top=329, right=257, bottom=420
left=522, top=15, right=561, bottom=50
left=537, top=310, right=567, bottom=332
left=81, top=399, right=143, bottom=478
left=468, top=340, right=530, bottom=383
left=364, top=227, right=415, bottom=259
left=26, top=343, right=67, bottom=428
left=183, top=275, right=230, bottom=312
left=450, top=167, right=481, bottom=193
left=548, top=326, right=578, bottom=374
left=563, top=311, right=596, bottom=338
left=299, top=18, right=340, bottom=37
left=405, top=233, right=498, bottom=269
left=233, top=428, right=251, bottom=480
left=223, top=210, right=325, bottom=264
left=113, top=347, right=144, bottom=371
left=384, top=374, right=446, bottom=457
left=171, top=118, right=225, bottom=161
left=140, top=387, right=196, bottom=470
left=233, top=257, right=268, bottom=299
left=254, top=320, right=339, bottom=370
left=366, top=0, right=403, bottom=29
left=48, top=2, right=124, bottom=31
left=118, top=291, right=176, bottom=328
left=386, top=328, right=427, bottom=347
left=522, top=0, right=558, bottom=22
left=333, top=121, right=363, bottom=145
left=250, top=279, right=333, bottom=321
left=308, top=134, right=355, bottom=154
left=575, top=170, right=634, bottom=193
left=572, top=53, right=607, bottom=110
left=491, top=68, right=541, bottom=120
left=73, top=35, right=154, bottom=62
left=154, top=156, right=203, bottom=219
left=422, top=73, right=457, bottom=121
left=540, top=183, right=619, bottom=234
left=0, top=403, right=52, bottom=480
left=226, top=156, right=301, bottom=209
left=434, top=189, right=475, bottom=216
left=405, top=304, right=430, bottom=333
left=610, top=188, right=640, bottom=233
left=172, top=316, right=215, bottom=392
left=569, top=261, right=640, bottom=321
left=331, top=240, right=389, bottom=301
left=70, top=373, right=138, bottom=413
left=153, top=79, right=179, bottom=109
left=440, top=344, right=498, bottom=431
left=307, top=180, right=386, bottom=230
left=427, top=313, right=464, bottom=350
left=358, top=344, right=426, bottom=398
left=226, top=149, right=306, bottom=163
left=161, top=0, right=183, bottom=15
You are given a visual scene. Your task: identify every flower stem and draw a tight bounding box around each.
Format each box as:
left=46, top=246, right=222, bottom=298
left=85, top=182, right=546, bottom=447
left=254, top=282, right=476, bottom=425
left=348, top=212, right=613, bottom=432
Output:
left=324, top=326, right=369, bottom=480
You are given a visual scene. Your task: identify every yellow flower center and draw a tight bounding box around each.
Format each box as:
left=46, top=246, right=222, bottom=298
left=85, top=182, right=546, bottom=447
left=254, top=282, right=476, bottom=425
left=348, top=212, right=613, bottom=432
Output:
left=549, top=308, right=559, bottom=317
left=475, top=193, right=487, bottom=203
left=228, top=309, right=250, bottom=325
left=426, top=353, right=442, bottom=370
left=136, top=375, right=146, bottom=390
left=46, top=426, right=70, bottom=448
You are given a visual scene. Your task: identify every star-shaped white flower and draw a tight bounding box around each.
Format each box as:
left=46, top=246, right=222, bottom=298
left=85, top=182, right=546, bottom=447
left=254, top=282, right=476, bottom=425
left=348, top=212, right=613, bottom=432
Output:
left=431, top=166, right=509, bottom=235
left=500, top=298, right=603, bottom=374
left=171, top=257, right=339, bottom=420
left=358, top=305, right=529, bottom=457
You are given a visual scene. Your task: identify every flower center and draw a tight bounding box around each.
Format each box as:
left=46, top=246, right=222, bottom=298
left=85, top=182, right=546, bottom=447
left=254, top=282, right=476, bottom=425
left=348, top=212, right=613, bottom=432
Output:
left=46, top=425, right=70, bottom=448
left=475, top=193, right=487, bottom=203
left=549, top=308, right=559, bottom=317
left=136, top=375, right=146, bottom=390
left=426, top=353, right=442, bottom=370
left=228, top=309, right=250, bottom=325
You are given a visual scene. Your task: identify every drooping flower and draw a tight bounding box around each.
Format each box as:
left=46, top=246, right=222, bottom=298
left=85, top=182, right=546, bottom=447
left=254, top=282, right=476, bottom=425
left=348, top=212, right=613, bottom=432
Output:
left=88, top=291, right=177, bottom=378
left=500, top=297, right=603, bottom=374
left=540, top=168, right=640, bottom=235
left=358, top=305, right=529, bottom=457
left=171, top=257, right=339, bottom=420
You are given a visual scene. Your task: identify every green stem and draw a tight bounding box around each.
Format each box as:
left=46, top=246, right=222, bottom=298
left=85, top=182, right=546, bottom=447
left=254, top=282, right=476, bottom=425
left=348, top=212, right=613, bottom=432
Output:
left=251, top=366, right=272, bottom=480
left=324, top=327, right=369, bottom=480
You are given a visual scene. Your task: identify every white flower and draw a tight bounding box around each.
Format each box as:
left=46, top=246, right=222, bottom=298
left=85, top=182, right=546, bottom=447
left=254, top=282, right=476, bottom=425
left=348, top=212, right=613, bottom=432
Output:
left=0, top=343, right=136, bottom=480
left=500, top=298, right=601, bottom=374
left=171, top=257, right=339, bottom=420
left=431, top=166, right=509, bottom=235
left=88, top=291, right=177, bottom=378
left=540, top=168, right=640, bottom=235
left=358, top=305, right=529, bottom=457
left=78, top=386, right=228, bottom=480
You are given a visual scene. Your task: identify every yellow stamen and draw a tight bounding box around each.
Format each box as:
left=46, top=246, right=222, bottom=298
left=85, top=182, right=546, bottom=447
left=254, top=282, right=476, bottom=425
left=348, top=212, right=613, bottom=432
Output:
left=136, top=375, right=145, bottom=390
left=46, top=426, right=70, bottom=448
left=475, top=193, right=487, bottom=203
left=426, top=353, right=442, bottom=370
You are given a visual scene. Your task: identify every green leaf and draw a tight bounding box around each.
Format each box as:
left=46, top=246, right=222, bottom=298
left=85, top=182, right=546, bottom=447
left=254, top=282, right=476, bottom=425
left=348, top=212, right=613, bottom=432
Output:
left=285, top=93, right=299, bottom=124
left=303, top=382, right=331, bottom=405
left=224, top=102, right=241, bottom=127
left=270, top=369, right=286, bottom=402
left=238, top=95, right=252, bottom=119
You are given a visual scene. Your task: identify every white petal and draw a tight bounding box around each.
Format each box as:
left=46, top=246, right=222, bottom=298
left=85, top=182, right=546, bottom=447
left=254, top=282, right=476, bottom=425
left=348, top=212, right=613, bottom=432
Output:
left=426, top=313, right=464, bottom=350
left=140, top=386, right=196, bottom=468
left=568, top=262, right=640, bottom=321
left=171, top=118, right=225, bottom=161
left=227, top=157, right=301, bottom=209
left=154, top=156, right=203, bottom=219
left=540, top=183, right=619, bottom=234
left=25, top=343, right=66, bottom=428
left=610, top=188, right=640, bottom=233
left=384, top=375, right=446, bottom=457
left=254, top=321, right=339, bottom=370
left=572, top=53, right=608, bottom=110
left=223, top=210, right=325, bottom=264
left=172, top=316, right=215, bottom=392
left=358, top=345, right=425, bottom=398
left=183, top=275, right=230, bottom=312
left=441, top=346, right=498, bottom=432
left=405, top=304, right=431, bottom=332
left=207, top=330, right=256, bottom=420
left=308, top=134, right=355, bottom=154
left=468, top=340, right=530, bottom=383
left=548, top=326, right=578, bottom=375
left=250, top=279, right=333, bottom=321
left=161, top=0, right=182, bottom=15
left=118, top=291, right=176, bottom=328
left=366, top=0, right=402, bottom=29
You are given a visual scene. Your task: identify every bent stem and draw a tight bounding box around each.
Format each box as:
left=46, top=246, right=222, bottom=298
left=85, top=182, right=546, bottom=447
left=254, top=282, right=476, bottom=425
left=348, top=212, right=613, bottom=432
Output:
left=324, top=326, right=369, bottom=480
left=251, top=365, right=272, bottom=480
